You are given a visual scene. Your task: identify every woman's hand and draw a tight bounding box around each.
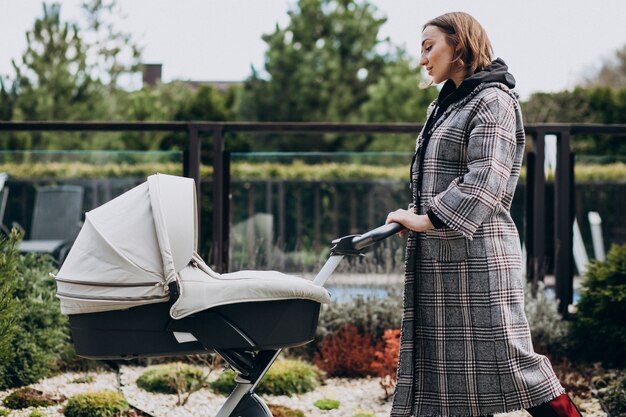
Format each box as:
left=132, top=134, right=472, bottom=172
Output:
left=386, top=209, right=434, bottom=238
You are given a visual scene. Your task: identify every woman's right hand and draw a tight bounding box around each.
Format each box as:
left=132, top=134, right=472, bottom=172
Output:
left=385, top=209, right=434, bottom=237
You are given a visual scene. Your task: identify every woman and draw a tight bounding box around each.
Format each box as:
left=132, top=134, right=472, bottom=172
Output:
left=386, top=12, right=581, bottom=417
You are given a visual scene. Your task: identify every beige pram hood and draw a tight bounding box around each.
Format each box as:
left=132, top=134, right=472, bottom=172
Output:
left=55, top=174, right=330, bottom=318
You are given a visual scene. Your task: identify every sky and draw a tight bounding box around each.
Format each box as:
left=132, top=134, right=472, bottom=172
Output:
left=0, top=0, right=625, bottom=100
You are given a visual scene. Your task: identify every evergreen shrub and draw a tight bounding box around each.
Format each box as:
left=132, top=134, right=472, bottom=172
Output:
left=0, top=231, right=19, bottom=369
left=63, top=391, right=129, bottom=417
left=136, top=363, right=206, bottom=395
left=211, top=359, right=321, bottom=396
left=571, top=244, right=626, bottom=366
left=0, top=408, right=8, bottom=417
left=0, top=242, right=72, bottom=389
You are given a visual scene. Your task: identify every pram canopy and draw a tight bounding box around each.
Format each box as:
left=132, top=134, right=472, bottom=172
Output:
left=55, top=173, right=330, bottom=318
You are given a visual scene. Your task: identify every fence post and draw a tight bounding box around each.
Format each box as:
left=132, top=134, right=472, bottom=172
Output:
left=525, top=151, right=536, bottom=291
left=212, top=126, right=229, bottom=272
left=554, top=128, right=574, bottom=315
left=530, top=129, right=546, bottom=290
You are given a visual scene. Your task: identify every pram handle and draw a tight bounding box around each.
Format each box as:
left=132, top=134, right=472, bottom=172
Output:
left=352, top=222, right=406, bottom=250
left=330, top=222, right=405, bottom=256
left=314, top=221, right=406, bottom=286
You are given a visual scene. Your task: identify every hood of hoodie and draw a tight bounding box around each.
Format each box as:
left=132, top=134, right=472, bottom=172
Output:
left=437, top=57, right=516, bottom=110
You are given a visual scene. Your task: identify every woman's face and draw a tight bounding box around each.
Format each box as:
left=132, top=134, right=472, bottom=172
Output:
left=420, top=25, right=465, bottom=86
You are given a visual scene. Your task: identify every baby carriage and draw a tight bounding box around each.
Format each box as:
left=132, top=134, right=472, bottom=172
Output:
left=55, top=173, right=403, bottom=417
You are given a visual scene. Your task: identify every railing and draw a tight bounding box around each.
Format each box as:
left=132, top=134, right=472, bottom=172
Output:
left=2, top=121, right=626, bottom=314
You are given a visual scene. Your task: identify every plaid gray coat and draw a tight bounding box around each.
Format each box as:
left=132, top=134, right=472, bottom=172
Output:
left=391, top=82, right=564, bottom=417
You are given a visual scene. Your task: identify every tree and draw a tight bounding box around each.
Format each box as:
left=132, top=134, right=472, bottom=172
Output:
left=584, top=44, right=626, bottom=89
left=236, top=0, right=390, bottom=151
left=10, top=3, right=95, bottom=123
left=522, top=87, right=626, bottom=155
left=2, top=1, right=147, bottom=150
left=358, top=53, right=437, bottom=151
left=80, top=0, right=142, bottom=90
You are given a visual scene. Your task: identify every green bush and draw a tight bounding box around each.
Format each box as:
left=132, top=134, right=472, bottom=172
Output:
left=268, top=404, right=306, bottom=417
left=211, top=359, right=322, bottom=396
left=29, top=409, right=47, bottom=417
left=0, top=231, right=20, bottom=369
left=0, top=249, right=72, bottom=389
left=0, top=408, right=8, bottom=417
left=524, top=281, right=570, bottom=357
left=136, top=362, right=206, bottom=395
left=571, top=244, right=626, bottom=366
left=3, top=387, right=60, bottom=409
left=63, top=391, right=129, bottom=417
left=313, top=398, right=340, bottom=410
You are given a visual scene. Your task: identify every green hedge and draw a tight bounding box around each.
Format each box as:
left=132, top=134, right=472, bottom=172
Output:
left=2, top=160, right=626, bottom=182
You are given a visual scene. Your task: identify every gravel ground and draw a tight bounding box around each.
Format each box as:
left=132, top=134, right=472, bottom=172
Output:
left=0, top=366, right=607, bottom=417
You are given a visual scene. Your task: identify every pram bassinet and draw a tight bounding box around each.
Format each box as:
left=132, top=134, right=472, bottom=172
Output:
left=55, top=173, right=330, bottom=360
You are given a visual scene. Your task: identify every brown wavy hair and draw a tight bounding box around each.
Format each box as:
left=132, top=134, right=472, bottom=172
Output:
left=423, top=12, right=493, bottom=75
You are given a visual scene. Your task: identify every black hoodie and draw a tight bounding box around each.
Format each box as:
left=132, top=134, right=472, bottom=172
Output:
left=425, top=58, right=516, bottom=135
left=418, top=58, right=517, bottom=229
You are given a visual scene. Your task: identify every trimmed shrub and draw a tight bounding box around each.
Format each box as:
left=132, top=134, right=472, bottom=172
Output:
left=313, top=398, right=340, bottom=410
left=313, top=324, right=380, bottom=378
left=571, top=244, right=626, bottom=366
left=211, top=359, right=321, bottom=396
left=0, top=245, right=72, bottom=389
left=63, top=391, right=129, bottom=417
left=136, top=363, right=206, bottom=395
left=524, top=281, right=570, bottom=357
left=3, top=387, right=62, bottom=409
left=268, top=404, right=306, bottom=417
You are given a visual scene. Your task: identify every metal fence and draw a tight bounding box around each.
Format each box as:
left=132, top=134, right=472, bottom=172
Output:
left=2, top=121, right=626, bottom=314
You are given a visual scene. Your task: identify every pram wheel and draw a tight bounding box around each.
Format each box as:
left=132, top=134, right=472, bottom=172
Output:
left=229, top=393, right=273, bottom=417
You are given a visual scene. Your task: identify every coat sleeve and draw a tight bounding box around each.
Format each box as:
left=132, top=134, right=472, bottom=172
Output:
left=427, top=92, right=518, bottom=239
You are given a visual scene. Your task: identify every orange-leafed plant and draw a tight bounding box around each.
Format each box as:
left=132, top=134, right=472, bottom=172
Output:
left=313, top=323, right=381, bottom=378
left=371, top=328, right=401, bottom=399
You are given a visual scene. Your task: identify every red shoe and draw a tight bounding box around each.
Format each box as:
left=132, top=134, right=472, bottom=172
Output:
left=527, top=394, right=582, bottom=417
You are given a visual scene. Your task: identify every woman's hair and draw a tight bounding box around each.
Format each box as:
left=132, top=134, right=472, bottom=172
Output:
left=423, top=12, right=493, bottom=75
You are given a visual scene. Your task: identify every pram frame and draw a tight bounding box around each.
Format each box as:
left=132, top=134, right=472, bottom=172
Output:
left=68, top=221, right=404, bottom=417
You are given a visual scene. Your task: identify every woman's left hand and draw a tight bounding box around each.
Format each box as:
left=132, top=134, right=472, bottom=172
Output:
left=386, top=209, right=434, bottom=237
